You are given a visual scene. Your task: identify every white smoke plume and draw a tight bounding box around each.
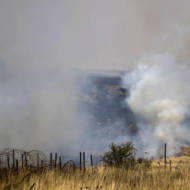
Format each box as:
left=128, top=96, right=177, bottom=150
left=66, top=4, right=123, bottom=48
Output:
left=122, top=54, right=190, bottom=157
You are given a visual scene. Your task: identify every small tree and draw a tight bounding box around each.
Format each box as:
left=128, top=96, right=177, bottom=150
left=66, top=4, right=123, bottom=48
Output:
left=102, top=142, right=136, bottom=167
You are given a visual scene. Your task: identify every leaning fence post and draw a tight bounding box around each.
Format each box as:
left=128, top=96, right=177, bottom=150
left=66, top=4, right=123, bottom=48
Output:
left=12, top=149, right=15, bottom=169
left=80, top=152, right=82, bottom=171
left=83, top=152, right=85, bottom=172
left=164, top=143, right=167, bottom=169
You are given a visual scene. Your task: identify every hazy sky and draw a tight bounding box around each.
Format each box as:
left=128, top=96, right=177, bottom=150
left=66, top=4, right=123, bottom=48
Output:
left=0, top=0, right=190, bottom=71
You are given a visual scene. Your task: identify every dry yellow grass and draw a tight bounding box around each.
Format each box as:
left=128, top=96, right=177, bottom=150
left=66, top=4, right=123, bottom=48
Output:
left=1, top=159, right=190, bottom=190
left=152, top=155, right=190, bottom=168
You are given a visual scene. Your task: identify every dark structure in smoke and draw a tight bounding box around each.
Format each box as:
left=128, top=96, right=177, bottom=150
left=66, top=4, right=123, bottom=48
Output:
left=76, top=71, right=138, bottom=152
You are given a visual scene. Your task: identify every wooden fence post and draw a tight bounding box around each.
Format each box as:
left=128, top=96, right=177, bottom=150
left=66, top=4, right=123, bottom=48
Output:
left=170, top=160, right=172, bottom=171
left=164, top=143, right=167, bottom=169
left=55, top=153, right=57, bottom=168
left=24, top=152, right=27, bottom=168
left=83, top=152, right=85, bottom=172
left=21, top=154, right=24, bottom=168
left=50, top=153, right=53, bottom=168
left=80, top=152, right=82, bottom=171
left=16, top=159, right=19, bottom=175
left=0, top=157, right=1, bottom=169
left=90, top=154, right=93, bottom=172
left=59, top=156, right=62, bottom=170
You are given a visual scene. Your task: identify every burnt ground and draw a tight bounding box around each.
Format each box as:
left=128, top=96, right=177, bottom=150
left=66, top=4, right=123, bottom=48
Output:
left=77, top=71, right=138, bottom=138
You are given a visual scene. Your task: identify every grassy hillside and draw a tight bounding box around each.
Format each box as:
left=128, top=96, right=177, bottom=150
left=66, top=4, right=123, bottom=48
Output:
left=1, top=157, right=190, bottom=190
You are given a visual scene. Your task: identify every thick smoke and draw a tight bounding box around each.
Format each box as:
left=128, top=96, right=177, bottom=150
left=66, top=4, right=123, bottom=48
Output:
left=122, top=54, right=190, bottom=157
left=0, top=63, right=83, bottom=154
left=0, top=0, right=190, bottom=157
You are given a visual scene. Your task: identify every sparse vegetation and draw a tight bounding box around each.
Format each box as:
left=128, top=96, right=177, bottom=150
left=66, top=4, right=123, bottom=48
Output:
left=0, top=143, right=190, bottom=190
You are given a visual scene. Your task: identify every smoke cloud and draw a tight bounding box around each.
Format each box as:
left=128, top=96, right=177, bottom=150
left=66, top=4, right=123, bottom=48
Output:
left=122, top=54, right=190, bottom=157
left=0, top=0, right=190, bottom=157
left=0, top=63, right=82, bottom=154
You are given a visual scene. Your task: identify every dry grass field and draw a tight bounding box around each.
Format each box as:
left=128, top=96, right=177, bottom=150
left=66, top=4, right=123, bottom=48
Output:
left=1, top=156, right=190, bottom=190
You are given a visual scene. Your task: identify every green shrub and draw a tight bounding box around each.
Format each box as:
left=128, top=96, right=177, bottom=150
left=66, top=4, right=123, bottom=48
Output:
left=102, top=142, right=136, bottom=168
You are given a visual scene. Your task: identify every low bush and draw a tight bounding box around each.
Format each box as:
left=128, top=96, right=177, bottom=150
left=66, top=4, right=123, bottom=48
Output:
left=102, top=142, right=136, bottom=168
left=102, top=142, right=152, bottom=169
